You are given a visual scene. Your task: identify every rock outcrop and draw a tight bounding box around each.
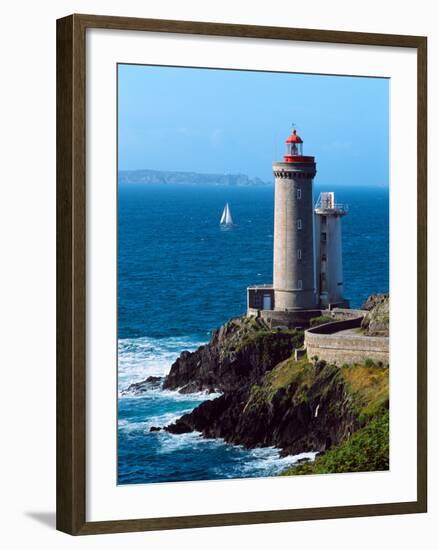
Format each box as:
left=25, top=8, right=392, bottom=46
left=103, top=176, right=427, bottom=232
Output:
left=361, top=294, right=389, bottom=337
left=122, top=376, right=163, bottom=395
left=163, top=317, right=303, bottom=394
left=166, top=360, right=388, bottom=456
left=162, top=314, right=389, bottom=458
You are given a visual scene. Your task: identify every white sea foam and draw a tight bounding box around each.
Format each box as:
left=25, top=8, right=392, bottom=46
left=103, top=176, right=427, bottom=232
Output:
left=118, top=411, right=190, bottom=434
left=153, top=430, right=316, bottom=472
left=154, top=430, right=225, bottom=455
left=119, top=385, right=221, bottom=401
left=237, top=449, right=317, bottom=475
left=118, top=335, right=316, bottom=480
left=155, top=430, right=317, bottom=477
left=118, top=335, right=207, bottom=390
left=214, top=447, right=318, bottom=478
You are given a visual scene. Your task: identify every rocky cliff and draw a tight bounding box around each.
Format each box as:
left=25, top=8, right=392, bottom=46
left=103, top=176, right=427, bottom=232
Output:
left=163, top=316, right=303, bottom=394
left=162, top=313, right=389, bottom=466
left=118, top=168, right=270, bottom=187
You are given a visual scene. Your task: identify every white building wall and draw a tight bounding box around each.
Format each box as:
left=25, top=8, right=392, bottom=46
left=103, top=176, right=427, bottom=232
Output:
left=315, top=211, right=345, bottom=307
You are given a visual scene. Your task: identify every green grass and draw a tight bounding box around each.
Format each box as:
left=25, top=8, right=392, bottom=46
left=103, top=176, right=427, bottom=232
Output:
left=247, top=358, right=388, bottom=414
left=233, top=330, right=303, bottom=360
left=219, top=317, right=304, bottom=356
left=282, top=410, right=389, bottom=475
left=340, top=364, right=389, bottom=423
left=247, top=357, right=314, bottom=405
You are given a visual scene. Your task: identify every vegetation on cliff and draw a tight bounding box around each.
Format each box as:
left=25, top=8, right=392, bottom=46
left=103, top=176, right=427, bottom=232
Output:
left=282, top=410, right=389, bottom=475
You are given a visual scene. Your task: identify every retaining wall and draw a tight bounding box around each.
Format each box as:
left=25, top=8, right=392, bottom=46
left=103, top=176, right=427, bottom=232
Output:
left=247, top=308, right=323, bottom=328
left=304, top=316, right=389, bottom=365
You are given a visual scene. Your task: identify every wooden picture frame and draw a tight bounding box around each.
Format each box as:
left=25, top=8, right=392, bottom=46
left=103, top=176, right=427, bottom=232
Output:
left=57, top=13, right=427, bottom=535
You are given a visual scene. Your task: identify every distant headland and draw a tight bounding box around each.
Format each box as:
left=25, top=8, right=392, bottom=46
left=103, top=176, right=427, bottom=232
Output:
left=118, top=168, right=271, bottom=187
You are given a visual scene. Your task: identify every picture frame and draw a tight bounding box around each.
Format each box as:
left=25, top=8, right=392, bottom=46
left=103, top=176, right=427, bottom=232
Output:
left=56, top=13, right=427, bottom=535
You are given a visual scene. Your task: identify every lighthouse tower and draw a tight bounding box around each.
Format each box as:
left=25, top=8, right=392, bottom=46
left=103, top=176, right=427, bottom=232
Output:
left=272, top=129, right=317, bottom=310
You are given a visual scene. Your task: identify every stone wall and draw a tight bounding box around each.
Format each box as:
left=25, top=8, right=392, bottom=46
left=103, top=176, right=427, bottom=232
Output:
left=248, top=308, right=322, bottom=328
left=305, top=318, right=389, bottom=365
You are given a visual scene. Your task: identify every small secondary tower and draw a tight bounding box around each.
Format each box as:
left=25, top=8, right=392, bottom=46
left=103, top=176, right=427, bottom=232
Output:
left=314, top=192, right=349, bottom=308
left=272, top=129, right=317, bottom=310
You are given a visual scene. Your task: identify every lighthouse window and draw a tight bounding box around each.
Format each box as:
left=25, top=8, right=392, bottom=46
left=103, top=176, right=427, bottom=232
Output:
left=297, top=219, right=302, bottom=230
left=297, top=249, right=302, bottom=260
left=321, top=232, right=327, bottom=242
left=297, top=280, right=303, bottom=290
left=296, top=189, right=302, bottom=200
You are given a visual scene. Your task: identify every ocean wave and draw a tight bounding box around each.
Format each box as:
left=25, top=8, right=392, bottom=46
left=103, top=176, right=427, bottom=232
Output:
left=118, top=334, right=207, bottom=389
left=120, top=422, right=317, bottom=479
left=118, top=411, right=190, bottom=433
left=154, top=430, right=227, bottom=455
left=119, top=385, right=221, bottom=401
left=154, top=430, right=316, bottom=471
left=117, top=334, right=315, bottom=482
left=210, top=446, right=317, bottom=479
left=236, top=449, right=317, bottom=476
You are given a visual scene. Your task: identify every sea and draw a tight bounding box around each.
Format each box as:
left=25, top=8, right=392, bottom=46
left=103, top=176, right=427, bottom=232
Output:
left=118, top=184, right=389, bottom=484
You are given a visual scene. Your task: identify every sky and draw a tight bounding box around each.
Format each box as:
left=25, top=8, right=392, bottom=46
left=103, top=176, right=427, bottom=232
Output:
left=118, top=64, right=389, bottom=187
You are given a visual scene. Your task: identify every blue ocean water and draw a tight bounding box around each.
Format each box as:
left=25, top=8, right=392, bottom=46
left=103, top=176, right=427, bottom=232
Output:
left=118, top=184, right=389, bottom=484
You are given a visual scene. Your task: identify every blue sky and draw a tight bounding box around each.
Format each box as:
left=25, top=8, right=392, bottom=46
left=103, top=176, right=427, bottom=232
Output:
left=118, top=64, right=389, bottom=187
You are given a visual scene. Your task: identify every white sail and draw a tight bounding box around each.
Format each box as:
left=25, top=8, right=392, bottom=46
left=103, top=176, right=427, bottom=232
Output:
left=220, top=203, right=233, bottom=225
left=220, top=205, right=227, bottom=224
left=225, top=203, right=233, bottom=225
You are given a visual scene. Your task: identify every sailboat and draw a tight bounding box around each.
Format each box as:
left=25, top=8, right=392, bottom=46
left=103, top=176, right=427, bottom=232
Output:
left=220, top=203, right=234, bottom=227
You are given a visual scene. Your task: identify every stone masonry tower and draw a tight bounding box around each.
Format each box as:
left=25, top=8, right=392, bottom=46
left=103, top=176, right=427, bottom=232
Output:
left=273, top=129, right=317, bottom=310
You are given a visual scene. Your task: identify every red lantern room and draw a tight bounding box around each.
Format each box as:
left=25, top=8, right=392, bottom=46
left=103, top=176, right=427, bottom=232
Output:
left=283, top=129, right=314, bottom=163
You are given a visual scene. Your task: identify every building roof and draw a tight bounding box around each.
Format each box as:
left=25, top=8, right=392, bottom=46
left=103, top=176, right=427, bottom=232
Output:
left=285, top=129, right=303, bottom=144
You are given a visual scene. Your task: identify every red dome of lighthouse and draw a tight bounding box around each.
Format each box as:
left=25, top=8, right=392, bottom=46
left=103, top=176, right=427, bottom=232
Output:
left=285, top=129, right=303, bottom=144
left=282, top=128, right=314, bottom=163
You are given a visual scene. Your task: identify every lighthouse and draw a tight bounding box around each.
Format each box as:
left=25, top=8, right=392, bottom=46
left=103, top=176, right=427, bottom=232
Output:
left=246, top=128, right=349, bottom=323
left=272, top=129, right=317, bottom=310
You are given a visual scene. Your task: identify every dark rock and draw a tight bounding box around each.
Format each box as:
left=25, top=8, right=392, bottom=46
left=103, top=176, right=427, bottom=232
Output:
left=165, top=362, right=361, bottom=456
left=122, top=375, right=163, bottom=395
left=165, top=421, right=193, bottom=434
left=294, top=457, right=313, bottom=465
left=361, top=293, right=389, bottom=311
left=149, top=426, right=161, bottom=432
left=163, top=317, right=303, bottom=394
